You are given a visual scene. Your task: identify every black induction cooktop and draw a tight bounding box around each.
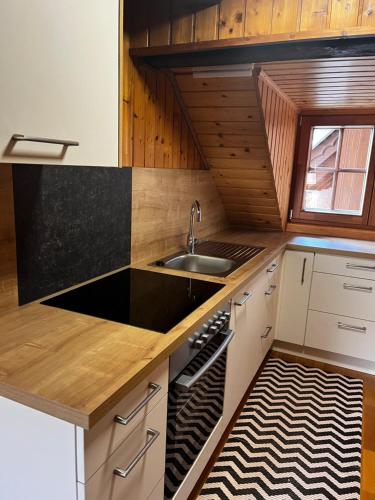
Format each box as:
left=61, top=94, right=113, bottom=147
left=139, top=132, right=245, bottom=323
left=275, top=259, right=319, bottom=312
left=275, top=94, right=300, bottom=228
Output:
left=42, top=268, right=224, bottom=333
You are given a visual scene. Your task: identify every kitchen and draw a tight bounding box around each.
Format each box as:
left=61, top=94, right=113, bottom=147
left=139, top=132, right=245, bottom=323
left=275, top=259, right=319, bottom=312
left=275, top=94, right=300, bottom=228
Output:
left=1, top=1, right=375, bottom=499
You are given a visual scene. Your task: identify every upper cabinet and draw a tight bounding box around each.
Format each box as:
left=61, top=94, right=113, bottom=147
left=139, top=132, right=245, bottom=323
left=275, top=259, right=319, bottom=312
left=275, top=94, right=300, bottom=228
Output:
left=0, top=1, right=120, bottom=167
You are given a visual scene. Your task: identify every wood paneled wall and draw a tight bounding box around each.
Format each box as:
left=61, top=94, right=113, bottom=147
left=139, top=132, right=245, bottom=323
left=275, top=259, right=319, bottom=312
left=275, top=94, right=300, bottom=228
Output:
left=173, top=70, right=283, bottom=230
left=0, top=165, right=15, bottom=243
left=258, top=73, right=299, bottom=227
left=128, top=0, right=375, bottom=49
left=122, top=60, right=206, bottom=169
left=0, top=165, right=17, bottom=316
left=131, top=167, right=228, bottom=262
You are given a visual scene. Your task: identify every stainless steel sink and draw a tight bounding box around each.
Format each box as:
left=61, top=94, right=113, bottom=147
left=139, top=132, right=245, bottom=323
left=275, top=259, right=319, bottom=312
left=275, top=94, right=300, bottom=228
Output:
left=160, top=254, right=236, bottom=275
left=151, top=241, right=265, bottom=277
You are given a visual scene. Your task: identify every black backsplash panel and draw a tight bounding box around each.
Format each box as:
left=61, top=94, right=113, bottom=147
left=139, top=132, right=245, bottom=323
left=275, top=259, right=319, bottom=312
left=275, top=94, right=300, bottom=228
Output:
left=13, top=165, right=132, bottom=305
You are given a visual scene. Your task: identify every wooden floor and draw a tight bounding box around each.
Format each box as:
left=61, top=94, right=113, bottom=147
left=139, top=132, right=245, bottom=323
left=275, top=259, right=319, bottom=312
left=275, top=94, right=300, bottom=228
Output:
left=191, top=350, right=375, bottom=500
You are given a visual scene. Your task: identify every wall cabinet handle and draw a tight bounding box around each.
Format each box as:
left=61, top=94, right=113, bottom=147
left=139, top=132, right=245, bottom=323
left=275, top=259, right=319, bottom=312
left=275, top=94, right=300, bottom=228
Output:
left=338, top=322, right=367, bottom=334
left=234, top=291, right=252, bottom=306
left=267, top=263, right=279, bottom=273
left=114, top=383, right=161, bottom=426
left=261, top=326, right=272, bottom=339
left=301, top=258, right=307, bottom=285
left=343, top=283, right=373, bottom=293
left=265, top=285, right=277, bottom=296
left=346, top=263, right=375, bottom=271
left=113, top=428, right=159, bottom=479
left=12, top=133, right=79, bottom=147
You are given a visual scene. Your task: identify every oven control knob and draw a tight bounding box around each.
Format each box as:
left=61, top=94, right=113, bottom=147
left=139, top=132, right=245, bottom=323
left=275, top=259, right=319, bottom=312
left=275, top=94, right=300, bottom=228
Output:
left=215, top=320, right=223, bottom=329
left=201, top=333, right=210, bottom=344
left=208, top=325, right=218, bottom=335
left=193, top=339, right=204, bottom=349
left=189, top=331, right=200, bottom=345
left=201, top=323, right=210, bottom=333
left=224, top=311, right=231, bottom=319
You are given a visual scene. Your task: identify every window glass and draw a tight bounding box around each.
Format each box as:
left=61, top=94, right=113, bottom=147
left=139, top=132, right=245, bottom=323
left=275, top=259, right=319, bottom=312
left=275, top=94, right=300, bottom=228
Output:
left=303, top=126, right=374, bottom=216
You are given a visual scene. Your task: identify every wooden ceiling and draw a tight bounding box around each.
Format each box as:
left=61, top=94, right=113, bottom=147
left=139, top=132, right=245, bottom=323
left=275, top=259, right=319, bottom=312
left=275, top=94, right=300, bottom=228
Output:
left=260, top=57, right=375, bottom=111
left=173, top=71, right=283, bottom=230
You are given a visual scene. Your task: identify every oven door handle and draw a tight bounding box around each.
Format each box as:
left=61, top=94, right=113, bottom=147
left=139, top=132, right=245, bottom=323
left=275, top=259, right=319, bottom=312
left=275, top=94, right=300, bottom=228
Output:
left=174, top=329, right=235, bottom=392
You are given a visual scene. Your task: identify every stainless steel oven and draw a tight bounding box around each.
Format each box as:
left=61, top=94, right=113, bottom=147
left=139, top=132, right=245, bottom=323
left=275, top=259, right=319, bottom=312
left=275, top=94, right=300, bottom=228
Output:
left=164, top=304, right=234, bottom=499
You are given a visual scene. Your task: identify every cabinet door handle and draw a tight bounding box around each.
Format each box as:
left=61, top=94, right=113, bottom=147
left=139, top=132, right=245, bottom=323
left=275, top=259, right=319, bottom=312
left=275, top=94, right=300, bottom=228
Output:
left=114, top=383, right=161, bottom=426
left=343, top=283, right=373, bottom=293
left=234, top=291, right=252, bottom=306
left=346, top=263, right=375, bottom=271
left=113, top=428, right=159, bottom=479
left=267, top=263, right=279, bottom=273
left=338, top=322, right=367, bottom=334
left=301, top=258, right=307, bottom=285
left=265, top=285, right=277, bottom=296
left=12, top=133, right=79, bottom=147
left=261, top=326, right=273, bottom=339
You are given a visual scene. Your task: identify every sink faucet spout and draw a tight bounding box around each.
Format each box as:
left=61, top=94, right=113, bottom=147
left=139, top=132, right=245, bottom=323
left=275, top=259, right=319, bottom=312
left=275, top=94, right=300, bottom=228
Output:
left=187, top=200, right=202, bottom=254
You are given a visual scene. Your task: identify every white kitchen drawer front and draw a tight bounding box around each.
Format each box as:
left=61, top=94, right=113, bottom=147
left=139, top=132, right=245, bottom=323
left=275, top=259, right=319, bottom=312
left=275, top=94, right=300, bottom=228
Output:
left=78, top=359, right=168, bottom=482
left=310, top=272, right=375, bottom=322
left=305, top=310, right=375, bottom=362
left=314, top=253, right=375, bottom=280
left=83, top=394, right=167, bottom=500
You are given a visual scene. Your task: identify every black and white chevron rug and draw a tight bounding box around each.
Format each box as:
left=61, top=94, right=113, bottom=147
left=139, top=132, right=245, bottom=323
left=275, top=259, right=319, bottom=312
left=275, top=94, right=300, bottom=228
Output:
left=199, top=357, right=363, bottom=500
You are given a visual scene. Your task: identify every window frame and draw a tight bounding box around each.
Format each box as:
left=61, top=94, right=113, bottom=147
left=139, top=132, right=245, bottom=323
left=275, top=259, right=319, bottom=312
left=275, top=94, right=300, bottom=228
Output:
left=290, top=115, right=375, bottom=228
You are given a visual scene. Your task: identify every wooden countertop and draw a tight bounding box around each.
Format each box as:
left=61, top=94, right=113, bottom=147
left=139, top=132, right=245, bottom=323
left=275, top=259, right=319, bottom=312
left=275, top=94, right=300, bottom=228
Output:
left=1, top=229, right=375, bottom=429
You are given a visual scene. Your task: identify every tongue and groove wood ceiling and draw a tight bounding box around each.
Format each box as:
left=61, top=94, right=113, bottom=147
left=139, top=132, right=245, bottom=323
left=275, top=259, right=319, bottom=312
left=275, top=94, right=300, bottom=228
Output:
left=260, top=56, right=375, bottom=110
left=172, top=68, right=298, bottom=230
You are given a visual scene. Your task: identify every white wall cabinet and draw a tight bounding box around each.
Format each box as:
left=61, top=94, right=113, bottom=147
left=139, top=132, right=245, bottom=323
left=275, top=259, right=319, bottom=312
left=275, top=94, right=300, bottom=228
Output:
left=0, top=1, right=119, bottom=167
left=276, top=250, right=314, bottom=345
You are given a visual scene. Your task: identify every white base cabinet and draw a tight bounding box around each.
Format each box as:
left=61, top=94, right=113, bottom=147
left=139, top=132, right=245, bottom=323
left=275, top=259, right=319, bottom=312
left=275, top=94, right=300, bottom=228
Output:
left=276, top=249, right=375, bottom=368
left=0, top=361, right=169, bottom=500
left=0, top=0, right=119, bottom=166
left=223, top=254, right=282, bottom=429
left=0, top=397, right=77, bottom=500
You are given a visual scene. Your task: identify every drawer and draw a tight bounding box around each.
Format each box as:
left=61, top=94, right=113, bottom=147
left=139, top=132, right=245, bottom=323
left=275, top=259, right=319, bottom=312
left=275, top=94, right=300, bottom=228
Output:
left=83, top=394, right=167, bottom=500
left=314, top=253, right=375, bottom=280
left=305, top=310, right=375, bottom=362
left=310, top=272, right=375, bottom=322
left=77, top=359, right=168, bottom=482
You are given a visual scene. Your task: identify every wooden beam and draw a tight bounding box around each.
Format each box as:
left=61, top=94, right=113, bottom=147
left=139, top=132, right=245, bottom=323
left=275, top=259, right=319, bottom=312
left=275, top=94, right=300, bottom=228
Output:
left=130, top=34, right=375, bottom=68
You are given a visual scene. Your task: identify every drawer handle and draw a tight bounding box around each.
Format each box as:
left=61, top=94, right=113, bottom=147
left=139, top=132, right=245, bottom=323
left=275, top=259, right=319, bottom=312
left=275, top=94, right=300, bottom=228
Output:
left=114, top=383, right=161, bottom=426
left=346, top=263, right=375, bottom=271
left=113, top=428, right=159, bottom=479
left=338, top=322, right=367, bottom=334
left=261, top=326, right=273, bottom=339
left=343, top=283, right=373, bottom=293
left=265, top=285, right=277, bottom=296
left=267, top=263, right=279, bottom=273
left=12, top=133, right=79, bottom=147
left=234, top=291, right=252, bottom=306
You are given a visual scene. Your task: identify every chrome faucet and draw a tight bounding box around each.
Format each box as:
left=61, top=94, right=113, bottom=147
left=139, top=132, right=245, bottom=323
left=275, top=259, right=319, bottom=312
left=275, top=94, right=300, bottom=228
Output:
left=187, top=200, right=202, bottom=254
